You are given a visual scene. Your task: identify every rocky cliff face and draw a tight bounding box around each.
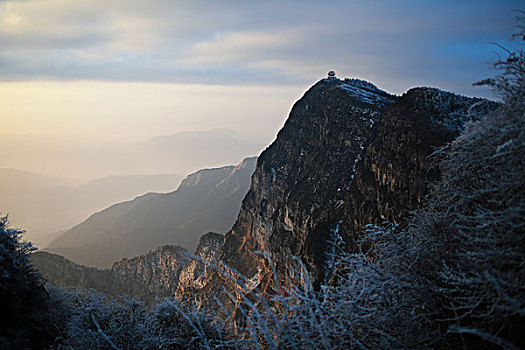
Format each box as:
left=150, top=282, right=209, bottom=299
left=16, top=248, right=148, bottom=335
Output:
left=338, top=87, right=496, bottom=250
left=32, top=246, right=190, bottom=300
left=212, top=78, right=396, bottom=294
left=203, top=78, right=497, bottom=302
left=175, top=232, right=224, bottom=303
left=33, top=78, right=497, bottom=311
left=110, top=245, right=191, bottom=300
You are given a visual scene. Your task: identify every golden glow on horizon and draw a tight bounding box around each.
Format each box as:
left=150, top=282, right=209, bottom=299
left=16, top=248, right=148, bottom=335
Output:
left=0, top=81, right=306, bottom=144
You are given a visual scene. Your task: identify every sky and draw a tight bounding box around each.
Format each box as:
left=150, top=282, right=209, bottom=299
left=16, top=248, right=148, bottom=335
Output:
left=0, top=0, right=522, bottom=144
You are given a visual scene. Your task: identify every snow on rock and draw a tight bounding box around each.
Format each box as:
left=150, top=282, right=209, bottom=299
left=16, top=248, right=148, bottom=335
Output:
left=337, top=78, right=394, bottom=105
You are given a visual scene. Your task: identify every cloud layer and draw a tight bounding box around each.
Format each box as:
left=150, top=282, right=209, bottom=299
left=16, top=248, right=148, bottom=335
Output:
left=0, top=0, right=521, bottom=94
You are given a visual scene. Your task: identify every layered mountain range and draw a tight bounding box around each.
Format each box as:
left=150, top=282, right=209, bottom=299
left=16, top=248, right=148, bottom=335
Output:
left=0, top=129, right=264, bottom=180
left=46, top=157, right=256, bottom=267
left=0, top=169, right=183, bottom=247
left=33, top=77, right=497, bottom=307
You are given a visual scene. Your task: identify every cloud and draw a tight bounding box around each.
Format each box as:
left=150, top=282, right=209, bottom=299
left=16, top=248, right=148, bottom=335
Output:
left=182, top=29, right=301, bottom=65
left=0, top=0, right=522, bottom=95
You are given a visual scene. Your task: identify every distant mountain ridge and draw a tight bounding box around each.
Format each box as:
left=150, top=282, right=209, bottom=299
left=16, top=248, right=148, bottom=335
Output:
left=0, top=129, right=265, bottom=180
left=31, top=246, right=189, bottom=301
left=47, top=157, right=257, bottom=267
left=0, top=169, right=183, bottom=247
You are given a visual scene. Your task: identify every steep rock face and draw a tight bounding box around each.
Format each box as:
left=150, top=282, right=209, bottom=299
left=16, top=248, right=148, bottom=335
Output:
left=175, top=232, right=224, bottom=303
left=205, top=78, right=496, bottom=301
left=110, top=245, right=191, bottom=300
left=216, top=78, right=396, bottom=293
left=338, top=88, right=497, bottom=246
left=31, top=245, right=192, bottom=301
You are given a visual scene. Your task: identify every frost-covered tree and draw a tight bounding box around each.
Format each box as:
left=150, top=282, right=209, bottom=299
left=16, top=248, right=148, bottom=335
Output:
left=474, top=11, right=524, bottom=104
left=0, top=215, right=58, bottom=349
left=50, top=289, right=238, bottom=349
left=209, top=17, right=524, bottom=349
left=413, top=21, right=525, bottom=347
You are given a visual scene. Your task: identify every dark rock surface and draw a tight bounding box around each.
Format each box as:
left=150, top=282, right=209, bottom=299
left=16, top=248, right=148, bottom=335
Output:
left=32, top=78, right=498, bottom=310
left=338, top=87, right=497, bottom=250
left=202, top=78, right=497, bottom=304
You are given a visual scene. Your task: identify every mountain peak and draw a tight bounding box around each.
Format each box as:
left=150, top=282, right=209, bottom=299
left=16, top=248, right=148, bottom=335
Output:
left=400, top=87, right=499, bottom=134
left=319, top=76, right=394, bottom=101
left=195, top=77, right=497, bottom=309
left=323, top=76, right=389, bottom=93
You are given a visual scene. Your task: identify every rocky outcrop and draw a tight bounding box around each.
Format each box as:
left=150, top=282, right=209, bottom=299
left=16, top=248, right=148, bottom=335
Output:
left=208, top=78, right=396, bottom=297
left=110, top=245, right=191, bottom=300
left=31, top=232, right=226, bottom=302
left=201, top=78, right=497, bottom=305
left=32, top=245, right=191, bottom=301
left=175, top=232, right=224, bottom=304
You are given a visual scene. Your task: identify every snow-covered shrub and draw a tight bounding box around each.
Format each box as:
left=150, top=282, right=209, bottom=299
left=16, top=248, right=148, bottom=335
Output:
left=212, top=19, right=524, bottom=349
left=410, top=70, right=524, bottom=350
left=53, top=289, right=237, bottom=349
left=210, top=239, right=432, bottom=350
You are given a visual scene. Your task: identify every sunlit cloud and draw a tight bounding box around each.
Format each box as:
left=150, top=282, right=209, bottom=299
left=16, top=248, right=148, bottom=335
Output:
left=182, top=28, right=306, bottom=65
left=0, top=0, right=521, bottom=93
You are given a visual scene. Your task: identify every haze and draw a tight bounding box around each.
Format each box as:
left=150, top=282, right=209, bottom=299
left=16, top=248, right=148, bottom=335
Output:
left=1, top=0, right=520, bottom=147
left=0, top=0, right=520, bottom=245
